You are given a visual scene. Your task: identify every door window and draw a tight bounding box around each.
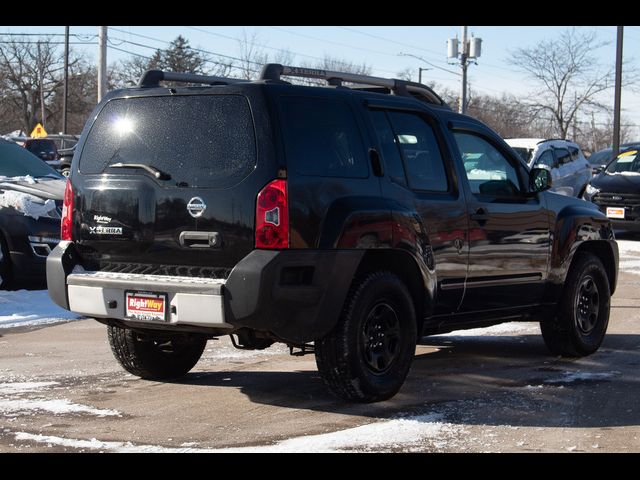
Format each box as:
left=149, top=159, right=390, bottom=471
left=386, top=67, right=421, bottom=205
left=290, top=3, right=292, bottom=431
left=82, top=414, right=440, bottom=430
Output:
left=454, top=132, right=522, bottom=198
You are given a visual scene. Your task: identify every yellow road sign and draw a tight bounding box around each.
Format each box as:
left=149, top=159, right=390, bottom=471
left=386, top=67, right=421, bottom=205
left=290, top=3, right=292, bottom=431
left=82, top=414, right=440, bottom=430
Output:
left=30, top=123, right=48, bottom=138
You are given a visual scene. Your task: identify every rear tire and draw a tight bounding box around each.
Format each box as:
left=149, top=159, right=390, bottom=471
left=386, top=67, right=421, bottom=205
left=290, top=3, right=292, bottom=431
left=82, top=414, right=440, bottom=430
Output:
left=315, top=272, right=417, bottom=403
left=540, top=253, right=610, bottom=356
left=107, top=325, right=207, bottom=379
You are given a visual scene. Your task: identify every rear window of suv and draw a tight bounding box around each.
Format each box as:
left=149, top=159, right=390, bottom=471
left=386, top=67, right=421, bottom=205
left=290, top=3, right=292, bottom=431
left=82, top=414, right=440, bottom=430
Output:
left=79, top=95, right=256, bottom=188
left=278, top=96, right=368, bottom=178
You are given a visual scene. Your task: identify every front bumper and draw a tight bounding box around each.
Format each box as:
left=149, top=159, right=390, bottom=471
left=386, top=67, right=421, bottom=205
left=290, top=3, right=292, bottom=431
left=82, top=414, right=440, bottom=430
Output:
left=47, top=242, right=363, bottom=343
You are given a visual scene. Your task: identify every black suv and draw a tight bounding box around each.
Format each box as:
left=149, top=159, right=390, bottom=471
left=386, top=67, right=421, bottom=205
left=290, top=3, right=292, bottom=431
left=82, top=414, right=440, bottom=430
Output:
left=47, top=64, right=619, bottom=402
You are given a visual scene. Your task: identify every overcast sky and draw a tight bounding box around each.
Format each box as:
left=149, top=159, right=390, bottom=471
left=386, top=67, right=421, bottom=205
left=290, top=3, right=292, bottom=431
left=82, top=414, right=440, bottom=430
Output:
left=2, top=26, right=638, bottom=138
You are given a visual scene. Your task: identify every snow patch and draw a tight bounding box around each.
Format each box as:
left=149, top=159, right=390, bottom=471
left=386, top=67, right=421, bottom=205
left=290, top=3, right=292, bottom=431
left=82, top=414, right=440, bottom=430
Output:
left=0, top=290, right=81, bottom=329
left=0, top=398, right=120, bottom=417
left=434, top=321, right=539, bottom=337
left=0, top=188, right=56, bottom=220
left=0, top=382, right=58, bottom=394
left=544, top=371, right=620, bottom=384
left=14, top=413, right=463, bottom=452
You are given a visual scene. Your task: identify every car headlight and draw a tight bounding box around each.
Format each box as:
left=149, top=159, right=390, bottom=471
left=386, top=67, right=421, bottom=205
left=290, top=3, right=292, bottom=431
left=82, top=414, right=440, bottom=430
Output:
left=585, top=184, right=600, bottom=198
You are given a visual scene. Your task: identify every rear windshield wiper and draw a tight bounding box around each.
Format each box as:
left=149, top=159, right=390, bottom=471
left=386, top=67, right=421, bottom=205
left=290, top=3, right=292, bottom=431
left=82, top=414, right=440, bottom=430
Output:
left=108, top=162, right=171, bottom=180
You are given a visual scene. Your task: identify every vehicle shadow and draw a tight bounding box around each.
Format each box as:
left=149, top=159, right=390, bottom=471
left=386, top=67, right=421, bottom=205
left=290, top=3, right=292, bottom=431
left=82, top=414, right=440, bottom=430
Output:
left=172, top=332, right=640, bottom=429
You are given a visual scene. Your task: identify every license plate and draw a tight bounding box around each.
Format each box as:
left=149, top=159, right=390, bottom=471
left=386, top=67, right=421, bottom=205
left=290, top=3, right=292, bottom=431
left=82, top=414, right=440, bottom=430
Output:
left=606, top=207, right=625, bottom=219
left=125, top=291, right=168, bottom=322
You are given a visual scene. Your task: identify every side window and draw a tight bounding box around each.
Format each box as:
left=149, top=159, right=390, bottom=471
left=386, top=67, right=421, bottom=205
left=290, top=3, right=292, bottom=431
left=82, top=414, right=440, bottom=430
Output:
left=454, top=132, right=522, bottom=198
left=556, top=148, right=572, bottom=165
left=536, top=149, right=556, bottom=169
left=569, top=146, right=581, bottom=162
left=279, top=96, right=368, bottom=178
left=369, top=110, right=407, bottom=187
left=386, top=112, right=448, bottom=192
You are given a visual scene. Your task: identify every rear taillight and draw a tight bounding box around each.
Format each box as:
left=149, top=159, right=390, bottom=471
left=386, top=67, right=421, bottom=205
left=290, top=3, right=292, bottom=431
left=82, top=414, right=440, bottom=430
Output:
left=61, top=179, right=74, bottom=241
left=255, top=179, right=289, bottom=249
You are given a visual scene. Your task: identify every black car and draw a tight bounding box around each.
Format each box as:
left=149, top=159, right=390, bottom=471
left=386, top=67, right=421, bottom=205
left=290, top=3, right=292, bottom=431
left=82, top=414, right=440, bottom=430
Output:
left=0, top=139, right=64, bottom=288
left=587, top=142, right=640, bottom=173
left=47, top=65, right=618, bottom=402
left=584, top=149, right=640, bottom=231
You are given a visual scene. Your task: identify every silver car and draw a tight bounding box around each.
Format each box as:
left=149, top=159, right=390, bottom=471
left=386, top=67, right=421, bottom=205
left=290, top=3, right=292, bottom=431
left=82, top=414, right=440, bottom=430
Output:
left=506, top=138, right=592, bottom=197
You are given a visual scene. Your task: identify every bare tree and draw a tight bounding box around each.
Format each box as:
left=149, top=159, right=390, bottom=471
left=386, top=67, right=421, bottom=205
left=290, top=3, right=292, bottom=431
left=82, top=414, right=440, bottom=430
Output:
left=237, top=31, right=268, bottom=80
left=0, top=36, right=67, bottom=132
left=509, top=28, right=616, bottom=139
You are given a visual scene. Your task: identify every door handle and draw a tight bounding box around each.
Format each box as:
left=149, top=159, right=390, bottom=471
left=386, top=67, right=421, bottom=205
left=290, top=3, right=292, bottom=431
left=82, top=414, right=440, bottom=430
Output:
left=369, top=148, right=384, bottom=177
left=470, top=208, right=489, bottom=224
left=179, top=231, right=222, bottom=248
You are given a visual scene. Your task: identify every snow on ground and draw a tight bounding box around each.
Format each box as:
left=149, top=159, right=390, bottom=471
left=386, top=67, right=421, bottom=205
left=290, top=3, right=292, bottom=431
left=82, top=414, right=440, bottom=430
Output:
left=434, top=321, right=539, bottom=337
left=616, top=239, right=640, bottom=275
left=0, top=290, right=81, bottom=329
left=0, top=381, right=120, bottom=418
left=543, top=371, right=621, bottom=384
left=12, top=413, right=464, bottom=452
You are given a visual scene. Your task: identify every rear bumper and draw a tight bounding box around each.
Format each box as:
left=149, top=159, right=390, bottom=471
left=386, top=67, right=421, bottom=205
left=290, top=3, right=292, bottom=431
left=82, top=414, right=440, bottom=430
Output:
left=47, top=242, right=363, bottom=343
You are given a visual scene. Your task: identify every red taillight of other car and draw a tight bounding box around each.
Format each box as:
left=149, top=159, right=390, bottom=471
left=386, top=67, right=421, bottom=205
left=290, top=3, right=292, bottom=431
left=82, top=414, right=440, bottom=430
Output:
left=61, top=179, right=74, bottom=241
left=255, top=179, right=289, bottom=249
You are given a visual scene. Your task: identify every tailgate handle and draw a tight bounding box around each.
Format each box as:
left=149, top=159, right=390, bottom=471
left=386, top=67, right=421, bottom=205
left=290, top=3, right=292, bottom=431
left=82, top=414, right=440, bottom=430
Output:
left=179, top=231, right=222, bottom=248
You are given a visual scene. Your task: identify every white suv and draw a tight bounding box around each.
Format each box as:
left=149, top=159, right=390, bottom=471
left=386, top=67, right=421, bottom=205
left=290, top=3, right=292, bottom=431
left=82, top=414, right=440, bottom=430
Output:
left=506, top=138, right=592, bottom=197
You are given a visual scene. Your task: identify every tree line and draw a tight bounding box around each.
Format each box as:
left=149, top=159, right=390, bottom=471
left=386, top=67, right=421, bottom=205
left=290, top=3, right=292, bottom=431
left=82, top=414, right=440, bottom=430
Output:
left=0, top=29, right=633, bottom=154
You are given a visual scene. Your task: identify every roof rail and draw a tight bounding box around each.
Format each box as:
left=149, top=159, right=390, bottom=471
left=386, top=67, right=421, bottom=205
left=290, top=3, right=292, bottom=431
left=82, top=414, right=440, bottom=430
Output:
left=259, top=63, right=445, bottom=106
left=138, top=69, right=243, bottom=88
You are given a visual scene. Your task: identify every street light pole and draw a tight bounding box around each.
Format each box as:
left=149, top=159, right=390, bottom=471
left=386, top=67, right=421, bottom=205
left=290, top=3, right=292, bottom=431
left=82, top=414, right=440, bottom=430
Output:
left=613, top=26, right=624, bottom=158
left=418, top=67, right=429, bottom=84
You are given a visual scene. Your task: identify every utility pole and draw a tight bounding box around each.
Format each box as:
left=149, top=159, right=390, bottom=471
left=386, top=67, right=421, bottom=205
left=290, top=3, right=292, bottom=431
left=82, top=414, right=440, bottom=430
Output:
left=98, top=26, right=108, bottom=103
left=62, top=26, right=69, bottom=134
left=37, top=41, right=46, bottom=128
left=447, top=27, right=481, bottom=115
left=613, top=26, right=624, bottom=157
left=460, top=26, right=468, bottom=115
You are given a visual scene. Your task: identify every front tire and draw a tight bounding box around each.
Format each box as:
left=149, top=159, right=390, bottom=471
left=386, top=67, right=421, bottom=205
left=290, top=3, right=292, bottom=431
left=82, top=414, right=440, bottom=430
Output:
left=107, top=325, right=207, bottom=379
left=315, top=272, right=417, bottom=403
left=540, top=253, right=610, bottom=356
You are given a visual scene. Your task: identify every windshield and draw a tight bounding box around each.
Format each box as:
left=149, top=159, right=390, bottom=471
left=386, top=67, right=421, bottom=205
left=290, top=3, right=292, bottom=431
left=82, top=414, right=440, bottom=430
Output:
left=0, top=143, right=62, bottom=178
left=606, top=150, right=640, bottom=174
left=511, top=147, right=533, bottom=164
left=588, top=149, right=612, bottom=166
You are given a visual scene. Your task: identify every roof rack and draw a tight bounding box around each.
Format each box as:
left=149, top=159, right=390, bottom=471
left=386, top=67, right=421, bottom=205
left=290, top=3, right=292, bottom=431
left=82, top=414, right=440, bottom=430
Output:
left=259, top=64, right=445, bottom=106
left=138, top=69, right=243, bottom=88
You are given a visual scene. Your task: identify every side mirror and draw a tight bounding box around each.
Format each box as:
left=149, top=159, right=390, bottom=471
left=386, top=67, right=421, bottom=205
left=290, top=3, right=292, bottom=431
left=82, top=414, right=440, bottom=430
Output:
left=593, top=165, right=604, bottom=175
left=529, top=165, right=552, bottom=193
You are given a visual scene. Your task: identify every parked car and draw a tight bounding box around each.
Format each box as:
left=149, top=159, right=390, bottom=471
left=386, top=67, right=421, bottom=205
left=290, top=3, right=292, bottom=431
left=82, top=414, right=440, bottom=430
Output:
left=587, top=142, right=640, bottom=173
left=505, top=138, right=592, bottom=197
left=57, top=145, right=75, bottom=177
left=583, top=149, right=640, bottom=232
left=0, top=139, right=64, bottom=289
left=23, top=138, right=59, bottom=163
left=47, top=65, right=617, bottom=402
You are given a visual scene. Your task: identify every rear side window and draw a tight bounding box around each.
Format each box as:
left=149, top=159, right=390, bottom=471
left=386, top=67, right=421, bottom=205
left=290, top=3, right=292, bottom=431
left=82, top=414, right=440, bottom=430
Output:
left=279, top=96, right=368, bottom=178
left=80, top=95, right=256, bottom=188
left=555, top=148, right=572, bottom=165
left=386, top=111, right=448, bottom=192
left=369, top=110, right=407, bottom=187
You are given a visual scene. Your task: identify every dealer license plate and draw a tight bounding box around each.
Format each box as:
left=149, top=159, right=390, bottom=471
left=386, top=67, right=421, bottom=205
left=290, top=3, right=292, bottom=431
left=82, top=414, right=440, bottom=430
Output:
left=606, top=207, right=625, bottom=219
left=125, top=291, right=168, bottom=322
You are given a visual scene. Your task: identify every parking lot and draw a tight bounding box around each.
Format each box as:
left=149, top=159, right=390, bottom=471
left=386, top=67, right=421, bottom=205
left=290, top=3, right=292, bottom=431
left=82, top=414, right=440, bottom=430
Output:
left=0, top=240, right=638, bottom=452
